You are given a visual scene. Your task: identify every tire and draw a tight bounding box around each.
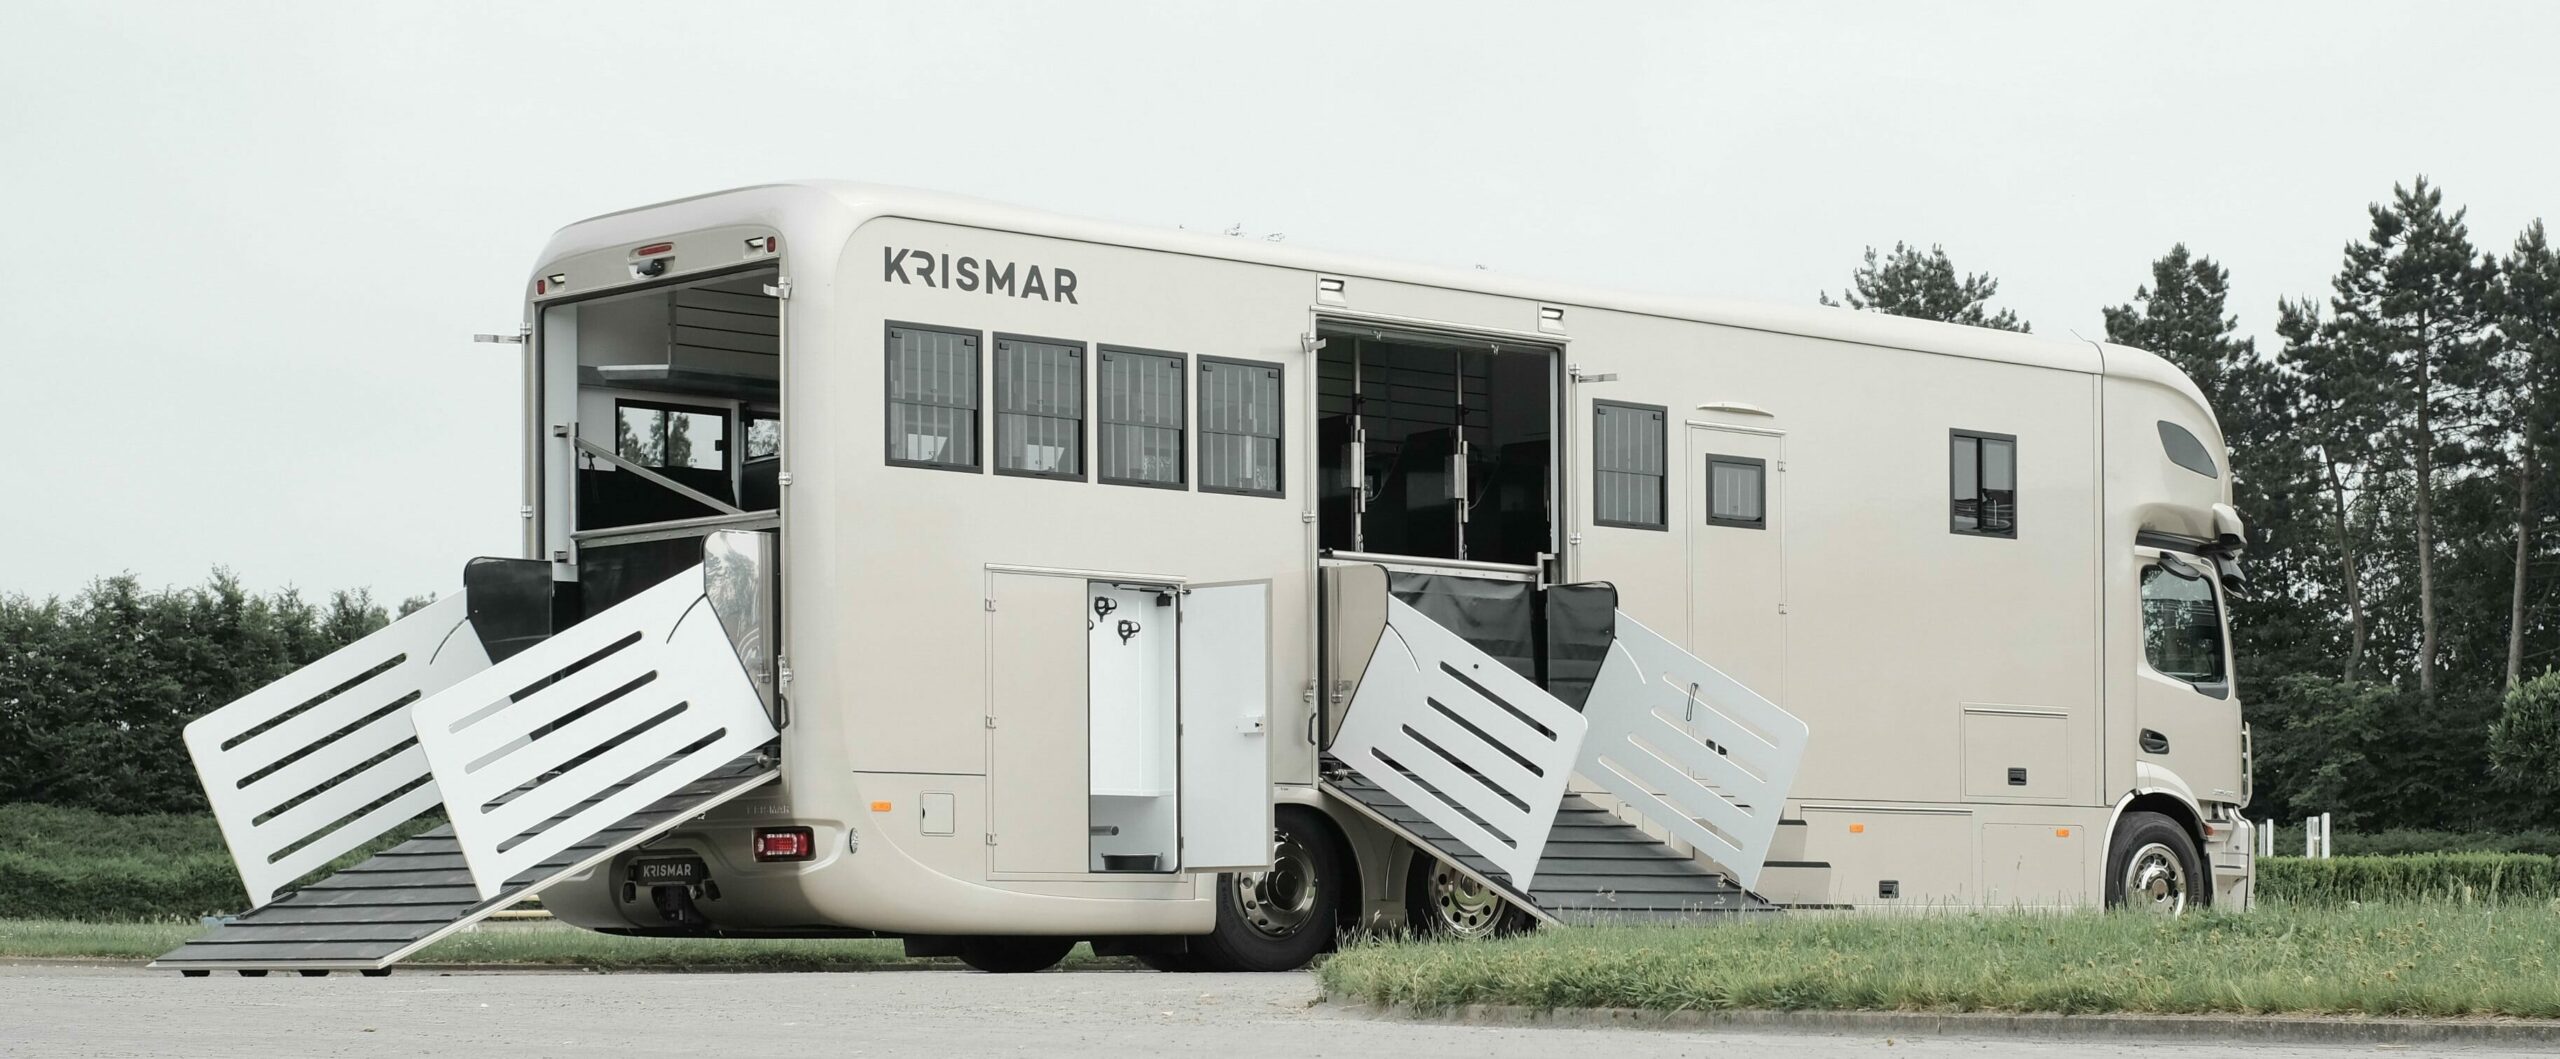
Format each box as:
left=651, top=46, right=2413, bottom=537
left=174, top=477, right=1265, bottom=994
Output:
left=954, top=936, right=1076, bottom=974
left=2107, top=811, right=2207, bottom=914
left=1404, top=850, right=1534, bottom=940
left=1187, top=806, right=1345, bottom=972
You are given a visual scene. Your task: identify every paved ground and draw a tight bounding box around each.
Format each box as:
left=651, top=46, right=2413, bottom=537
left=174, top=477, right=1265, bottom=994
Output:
left=4, top=961, right=2548, bottom=1058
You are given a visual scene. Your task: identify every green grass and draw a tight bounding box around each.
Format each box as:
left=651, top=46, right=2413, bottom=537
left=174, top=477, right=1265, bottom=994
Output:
left=0, top=918, right=1122, bottom=970
left=1318, top=902, right=2560, bottom=1019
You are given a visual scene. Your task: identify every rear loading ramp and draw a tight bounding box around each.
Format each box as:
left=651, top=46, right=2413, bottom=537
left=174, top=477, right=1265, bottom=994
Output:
left=162, top=543, right=783, bottom=973
left=1319, top=564, right=1807, bottom=921
left=151, top=755, right=774, bottom=973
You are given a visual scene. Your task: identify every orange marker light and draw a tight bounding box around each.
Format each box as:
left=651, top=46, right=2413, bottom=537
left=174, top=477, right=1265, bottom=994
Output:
left=870, top=801, right=893, bottom=813
left=1848, top=823, right=1865, bottom=834
left=2056, top=828, right=2072, bottom=838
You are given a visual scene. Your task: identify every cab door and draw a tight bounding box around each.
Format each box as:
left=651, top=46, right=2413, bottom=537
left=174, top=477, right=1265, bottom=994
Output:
left=2132, top=548, right=2245, bottom=805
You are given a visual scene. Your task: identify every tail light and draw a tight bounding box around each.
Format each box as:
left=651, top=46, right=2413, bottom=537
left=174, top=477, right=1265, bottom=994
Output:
left=753, top=826, right=815, bottom=862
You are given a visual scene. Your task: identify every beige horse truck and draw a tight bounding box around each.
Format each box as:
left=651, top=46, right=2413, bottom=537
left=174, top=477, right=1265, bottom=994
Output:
left=155, top=182, right=2253, bottom=977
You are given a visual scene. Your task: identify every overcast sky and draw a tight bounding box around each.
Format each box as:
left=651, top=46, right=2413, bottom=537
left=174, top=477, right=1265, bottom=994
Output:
left=3, top=1, right=2555, bottom=602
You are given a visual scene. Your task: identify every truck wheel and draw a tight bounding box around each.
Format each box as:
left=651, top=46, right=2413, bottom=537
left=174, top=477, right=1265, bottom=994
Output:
left=1404, top=851, right=1533, bottom=939
left=2107, top=811, right=2206, bottom=914
left=954, top=936, right=1075, bottom=973
left=1188, top=807, right=1343, bottom=972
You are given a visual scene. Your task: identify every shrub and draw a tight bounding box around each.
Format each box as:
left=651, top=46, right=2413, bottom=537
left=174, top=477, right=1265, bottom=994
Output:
left=2489, top=670, right=2560, bottom=795
left=2258, top=853, right=2560, bottom=905
left=2329, top=828, right=2560, bottom=856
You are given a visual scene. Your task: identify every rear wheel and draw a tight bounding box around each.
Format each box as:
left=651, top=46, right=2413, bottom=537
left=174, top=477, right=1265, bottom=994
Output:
left=954, top=936, right=1076, bottom=974
left=1187, top=807, right=1344, bottom=972
left=1404, top=851, right=1533, bottom=940
left=2107, top=811, right=2206, bottom=914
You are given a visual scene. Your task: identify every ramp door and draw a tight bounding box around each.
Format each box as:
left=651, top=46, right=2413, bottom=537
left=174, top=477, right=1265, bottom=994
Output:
left=158, top=559, right=780, bottom=974
left=1319, top=566, right=1808, bottom=922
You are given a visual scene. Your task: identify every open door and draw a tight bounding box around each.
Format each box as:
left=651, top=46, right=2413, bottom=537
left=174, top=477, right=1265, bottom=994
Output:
left=1178, top=581, right=1272, bottom=870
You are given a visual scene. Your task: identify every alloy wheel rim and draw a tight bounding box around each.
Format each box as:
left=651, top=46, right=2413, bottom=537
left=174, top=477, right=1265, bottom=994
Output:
left=1234, top=830, right=1317, bottom=939
left=2123, top=841, right=2188, bottom=914
left=1428, top=863, right=1504, bottom=938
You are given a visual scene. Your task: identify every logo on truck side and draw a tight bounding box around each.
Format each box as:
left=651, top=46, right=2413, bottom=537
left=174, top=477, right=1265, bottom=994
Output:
left=883, top=247, right=1079, bottom=303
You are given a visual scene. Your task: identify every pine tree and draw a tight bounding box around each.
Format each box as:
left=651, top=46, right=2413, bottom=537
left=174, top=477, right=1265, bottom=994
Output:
left=1820, top=242, right=2030, bottom=332
left=2104, top=244, right=2255, bottom=408
left=2279, top=296, right=2382, bottom=678
left=2325, top=177, right=2498, bottom=698
left=2495, top=221, right=2560, bottom=689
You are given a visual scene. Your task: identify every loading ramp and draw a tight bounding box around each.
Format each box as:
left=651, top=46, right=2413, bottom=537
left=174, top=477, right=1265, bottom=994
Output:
left=1322, top=569, right=1809, bottom=923
left=159, top=544, right=781, bottom=975
left=152, top=755, right=774, bottom=974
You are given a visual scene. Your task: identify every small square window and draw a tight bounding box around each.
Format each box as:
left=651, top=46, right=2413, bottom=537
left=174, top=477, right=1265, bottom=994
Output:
left=1706, top=455, right=1765, bottom=529
left=1951, top=429, right=2017, bottom=537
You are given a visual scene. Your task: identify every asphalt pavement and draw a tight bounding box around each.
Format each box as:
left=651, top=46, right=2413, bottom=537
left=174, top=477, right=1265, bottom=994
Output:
left=4, top=961, right=2545, bottom=1058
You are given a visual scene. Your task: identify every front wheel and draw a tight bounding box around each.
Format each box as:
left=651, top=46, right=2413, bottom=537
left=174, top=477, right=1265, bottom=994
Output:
left=2107, top=811, right=2206, bottom=914
left=1185, top=807, right=1344, bottom=972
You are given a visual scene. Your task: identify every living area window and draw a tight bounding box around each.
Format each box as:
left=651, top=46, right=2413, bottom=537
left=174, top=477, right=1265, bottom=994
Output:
left=1950, top=429, right=2016, bottom=538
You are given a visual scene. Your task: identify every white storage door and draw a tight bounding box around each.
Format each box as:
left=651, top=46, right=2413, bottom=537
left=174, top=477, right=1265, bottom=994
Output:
left=1178, top=581, right=1272, bottom=871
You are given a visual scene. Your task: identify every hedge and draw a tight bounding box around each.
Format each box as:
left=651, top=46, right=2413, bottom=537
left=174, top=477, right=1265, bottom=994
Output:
left=0, top=851, right=244, bottom=921
left=2258, top=853, right=2560, bottom=905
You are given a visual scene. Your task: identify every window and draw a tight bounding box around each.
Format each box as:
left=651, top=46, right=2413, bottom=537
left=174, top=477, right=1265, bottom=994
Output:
left=745, top=411, right=780, bottom=460
left=1099, top=347, right=1186, bottom=488
left=993, top=334, right=1085, bottom=479
left=1199, top=357, right=1283, bottom=496
left=1706, top=455, right=1766, bottom=529
left=614, top=399, right=728, bottom=473
left=1593, top=401, right=1666, bottom=529
left=2141, top=556, right=2227, bottom=693
left=1950, top=429, right=2017, bottom=537
left=885, top=324, right=980, bottom=470
left=2158, top=420, right=2218, bottom=479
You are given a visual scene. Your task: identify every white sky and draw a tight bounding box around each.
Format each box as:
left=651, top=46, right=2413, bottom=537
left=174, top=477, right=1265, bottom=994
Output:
left=3, top=1, right=2555, bottom=602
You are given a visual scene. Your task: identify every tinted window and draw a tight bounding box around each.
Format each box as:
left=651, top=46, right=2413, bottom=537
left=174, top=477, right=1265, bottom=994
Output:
left=2142, top=559, right=2227, bottom=688
left=2158, top=420, right=2218, bottom=479
left=1706, top=456, right=1765, bottom=529
left=1951, top=430, right=2016, bottom=537
left=886, top=325, right=980, bottom=470
left=993, top=335, right=1085, bottom=479
left=1099, top=348, right=1186, bottom=487
left=745, top=414, right=780, bottom=460
left=1199, top=357, right=1282, bottom=496
left=1593, top=401, right=1666, bottom=529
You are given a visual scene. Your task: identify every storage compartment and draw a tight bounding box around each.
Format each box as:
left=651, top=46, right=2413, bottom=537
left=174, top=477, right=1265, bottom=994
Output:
left=1088, top=582, right=1178, bottom=871
left=1960, top=708, right=2069, bottom=801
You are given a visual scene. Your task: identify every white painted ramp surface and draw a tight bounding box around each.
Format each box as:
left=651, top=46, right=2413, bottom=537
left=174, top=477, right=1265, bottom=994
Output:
left=1579, top=611, right=1808, bottom=891
left=183, top=593, right=489, bottom=906
left=1331, top=597, right=1586, bottom=888
left=411, top=565, right=779, bottom=898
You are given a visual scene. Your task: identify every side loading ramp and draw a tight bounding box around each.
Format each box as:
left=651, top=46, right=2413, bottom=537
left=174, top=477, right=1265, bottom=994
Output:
left=156, top=539, right=781, bottom=974
left=1318, top=566, right=1811, bottom=923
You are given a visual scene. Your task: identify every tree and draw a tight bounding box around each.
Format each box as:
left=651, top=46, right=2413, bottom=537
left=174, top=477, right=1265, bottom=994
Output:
left=2488, top=669, right=2560, bottom=799
left=2278, top=296, right=2383, bottom=679
left=2104, top=244, right=2254, bottom=408
left=2324, top=177, right=2498, bottom=699
left=1820, top=242, right=2029, bottom=332
left=2493, top=221, right=2560, bottom=689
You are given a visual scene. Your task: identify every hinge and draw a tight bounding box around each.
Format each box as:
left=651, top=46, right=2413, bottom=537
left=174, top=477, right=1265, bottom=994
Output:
left=764, top=277, right=793, bottom=300
left=984, top=715, right=997, bottom=729
left=1301, top=510, right=1316, bottom=524
left=984, top=597, right=998, bottom=612
left=1302, top=679, right=1317, bottom=704
left=1568, top=531, right=1584, bottom=547
left=777, top=655, right=794, bottom=689
left=518, top=505, right=534, bottom=520
left=777, top=471, right=793, bottom=487
left=1300, top=332, right=1327, bottom=354
left=985, top=834, right=998, bottom=846
left=1777, top=460, right=1787, bottom=472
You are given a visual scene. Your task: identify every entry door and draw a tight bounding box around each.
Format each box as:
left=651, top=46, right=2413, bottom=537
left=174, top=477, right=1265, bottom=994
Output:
left=1685, top=425, right=1786, bottom=774
left=1178, top=582, right=1273, bottom=870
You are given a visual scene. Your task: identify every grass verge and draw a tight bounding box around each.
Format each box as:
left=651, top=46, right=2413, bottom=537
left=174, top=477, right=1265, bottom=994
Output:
left=0, top=919, right=1122, bottom=971
left=1318, top=902, right=2560, bottom=1019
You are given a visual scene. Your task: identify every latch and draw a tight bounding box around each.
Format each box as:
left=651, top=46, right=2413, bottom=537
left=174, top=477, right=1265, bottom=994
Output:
left=777, top=654, right=794, bottom=690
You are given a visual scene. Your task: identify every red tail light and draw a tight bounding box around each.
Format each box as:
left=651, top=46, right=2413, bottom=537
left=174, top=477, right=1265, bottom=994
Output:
left=753, top=826, right=815, bottom=862
left=634, top=242, right=675, bottom=257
